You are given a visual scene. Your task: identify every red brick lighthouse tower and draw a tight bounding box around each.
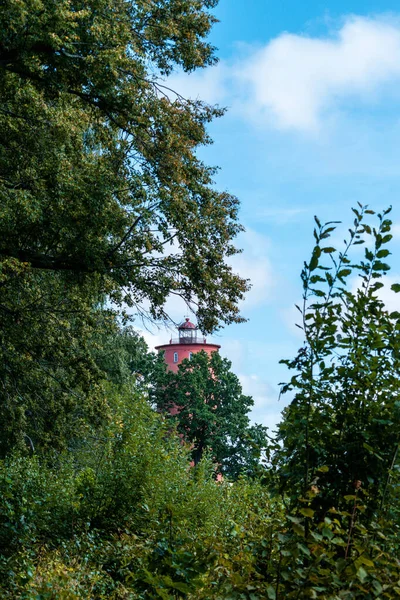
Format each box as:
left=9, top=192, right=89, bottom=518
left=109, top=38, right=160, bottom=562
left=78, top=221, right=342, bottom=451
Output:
left=155, top=317, right=220, bottom=371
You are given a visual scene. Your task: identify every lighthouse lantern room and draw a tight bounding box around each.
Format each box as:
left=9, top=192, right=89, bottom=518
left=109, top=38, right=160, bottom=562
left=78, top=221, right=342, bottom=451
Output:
left=178, top=317, right=198, bottom=344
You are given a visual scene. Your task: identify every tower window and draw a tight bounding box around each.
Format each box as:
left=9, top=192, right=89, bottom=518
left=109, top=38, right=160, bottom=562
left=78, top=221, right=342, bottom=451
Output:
left=189, top=352, right=193, bottom=360
left=173, top=352, right=178, bottom=363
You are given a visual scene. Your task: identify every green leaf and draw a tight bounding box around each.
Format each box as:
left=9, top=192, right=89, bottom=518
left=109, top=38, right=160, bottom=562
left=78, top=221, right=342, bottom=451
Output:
left=372, top=261, right=390, bottom=271
left=363, top=442, right=374, bottom=453
left=297, top=543, right=311, bottom=556
left=331, top=537, right=345, bottom=546
left=322, top=527, right=334, bottom=540
left=391, top=283, right=400, bottom=293
left=287, top=515, right=303, bottom=523
left=266, top=585, right=276, bottom=599
left=338, top=268, right=351, bottom=279
left=382, top=234, right=393, bottom=244
left=376, top=249, right=390, bottom=258
left=169, top=581, right=192, bottom=593
left=357, top=566, right=368, bottom=583
left=292, top=523, right=305, bottom=537
left=309, top=247, right=321, bottom=271
left=358, top=555, right=374, bottom=568
left=371, top=282, right=384, bottom=291
left=310, top=275, right=325, bottom=283
left=299, top=508, right=315, bottom=518
left=365, top=249, right=374, bottom=261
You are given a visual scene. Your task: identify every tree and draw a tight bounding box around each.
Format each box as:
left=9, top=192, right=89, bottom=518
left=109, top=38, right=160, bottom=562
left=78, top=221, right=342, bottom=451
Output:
left=93, top=325, right=156, bottom=387
left=0, top=0, right=247, bottom=332
left=0, top=0, right=248, bottom=453
left=275, top=205, right=400, bottom=521
left=152, top=350, right=268, bottom=477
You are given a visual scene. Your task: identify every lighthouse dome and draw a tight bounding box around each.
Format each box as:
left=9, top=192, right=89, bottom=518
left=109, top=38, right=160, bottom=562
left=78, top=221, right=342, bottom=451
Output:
left=178, top=317, right=197, bottom=330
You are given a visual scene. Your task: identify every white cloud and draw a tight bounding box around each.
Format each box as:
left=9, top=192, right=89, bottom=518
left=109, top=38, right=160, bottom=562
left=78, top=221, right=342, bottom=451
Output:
left=165, top=15, right=400, bottom=134
left=239, top=16, right=400, bottom=132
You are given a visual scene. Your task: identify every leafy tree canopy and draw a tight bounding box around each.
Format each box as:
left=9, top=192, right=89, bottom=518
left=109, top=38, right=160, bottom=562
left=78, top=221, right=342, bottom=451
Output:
left=152, top=350, right=268, bottom=477
left=0, top=0, right=248, bottom=454
left=0, top=0, right=247, bottom=333
left=2, top=207, right=400, bottom=598
left=275, top=205, right=400, bottom=519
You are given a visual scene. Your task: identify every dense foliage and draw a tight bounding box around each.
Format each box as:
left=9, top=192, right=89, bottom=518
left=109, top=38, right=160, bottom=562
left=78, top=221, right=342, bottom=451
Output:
left=0, top=0, right=248, bottom=455
left=275, top=206, right=400, bottom=516
left=152, top=350, right=268, bottom=477
left=2, top=1, right=400, bottom=597
left=1, top=208, right=400, bottom=599
left=0, top=0, right=247, bottom=330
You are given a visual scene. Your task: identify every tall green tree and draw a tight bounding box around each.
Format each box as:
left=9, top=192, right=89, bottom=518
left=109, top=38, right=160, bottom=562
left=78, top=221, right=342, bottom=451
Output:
left=152, top=350, right=268, bottom=477
left=0, top=0, right=248, bottom=453
left=275, top=205, right=400, bottom=520
left=0, top=0, right=247, bottom=331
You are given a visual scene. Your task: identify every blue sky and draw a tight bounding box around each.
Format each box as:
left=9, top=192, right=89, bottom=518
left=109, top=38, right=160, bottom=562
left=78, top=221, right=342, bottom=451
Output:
left=141, top=0, right=400, bottom=431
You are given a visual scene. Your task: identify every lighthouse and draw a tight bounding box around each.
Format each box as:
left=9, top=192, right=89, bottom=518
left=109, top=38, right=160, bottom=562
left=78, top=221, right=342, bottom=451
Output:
left=155, top=317, right=220, bottom=371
